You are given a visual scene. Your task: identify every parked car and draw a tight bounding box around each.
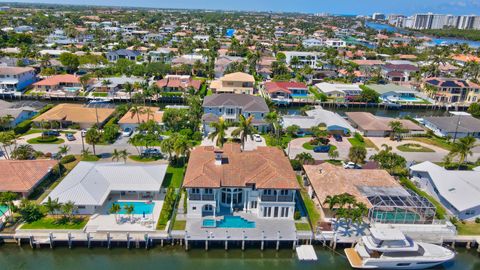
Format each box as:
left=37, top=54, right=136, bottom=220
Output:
left=313, top=145, right=331, bottom=153
left=343, top=161, right=362, bottom=169
left=42, top=130, right=60, bottom=137
left=141, top=148, right=161, bottom=157
left=122, top=127, right=133, bottom=137
left=295, top=130, right=306, bottom=137
left=253, top=134, right=262, bottom=142
left=333, top=134, right=342, bottom=142
left=65, top=133, right=76, bottom=141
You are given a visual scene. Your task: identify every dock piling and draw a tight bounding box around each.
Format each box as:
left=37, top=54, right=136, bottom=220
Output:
left=68, top=232, right=72, bottom=249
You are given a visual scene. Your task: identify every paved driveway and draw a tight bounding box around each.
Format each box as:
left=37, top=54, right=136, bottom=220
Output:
left=201, top=128, right=266, bottom=150
left=287, top=137, right=362, bottom=160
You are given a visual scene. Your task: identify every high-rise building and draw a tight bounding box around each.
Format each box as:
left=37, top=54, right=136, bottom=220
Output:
left=372, top=13, right=386, bottom=20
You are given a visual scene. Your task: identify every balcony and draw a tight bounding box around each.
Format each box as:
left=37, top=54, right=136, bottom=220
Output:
left=188, top=193, right=215, bottom=201
left=261, top=195, right=294, bottom=202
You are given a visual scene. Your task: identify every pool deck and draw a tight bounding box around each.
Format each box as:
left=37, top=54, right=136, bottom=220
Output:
left=186, top=212, right=300, bottom=241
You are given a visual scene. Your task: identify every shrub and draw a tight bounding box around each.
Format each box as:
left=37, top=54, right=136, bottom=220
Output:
left=294, top=211, right=301, bottom=220
left=290, top=159, right=302, bottom=171
left=14, top=120, right=32, bottom=135
left=450, top=216, right=458, bottom=224
left=69, top=123, right=81, bottom=130
left=354, top=132, right=364, bottom=143
left=60, top=154, right=76, bottom=164
left=475, top=217, right=480, bottom=224
left=36, top=135, right=58, bottom=143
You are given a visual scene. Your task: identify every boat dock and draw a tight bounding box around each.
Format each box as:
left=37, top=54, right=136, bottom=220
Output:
left=296, top=245, right=318, bottom=261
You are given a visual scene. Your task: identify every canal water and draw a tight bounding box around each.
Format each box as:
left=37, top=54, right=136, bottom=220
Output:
left=0, top=245, right=478, bottom=270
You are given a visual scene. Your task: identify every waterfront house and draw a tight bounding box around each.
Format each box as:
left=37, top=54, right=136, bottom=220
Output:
left=410, top=161, right=480, bottom=220
left=33, top=74, right=90, bottom=95
left=214, top=56, right=244, bottom=78
left=45, top=162, right=167, bottom=215
left=304, top=162, right=436, bottom=225
left=156, top=75, right=202, bottom=93
left=91, top=76, right=144, bottom=94
left=33, top=103, right=115, bottom=129
left=256, top=56, right=275, bottom=79
left=264, top=81, right=309, bottom=104
left=209, top=72, right=255, bottom=95
left=281, top=107, right=354, bottom=135
left=202, top=93, right=269, bottom=134
left=346, top=112, right=425, bottom=137
left=302, top=38, right=323, bottom=48
left=0, top=66, right=36, bottom=93
left=423, top=77, right=480, bottom=104
left=0, top=160, right=58, bottom=198
left=183, top=143, right=299, bottom=219
left=148, top=48, right=176, bottom=63
left=106, top=49, right=141, bottom=62
left=314, top=82, right=362, bottom=102
left=366, top=84, right=423, bottom=103
left=118, top=106, right=163, bottom=131
left=281, top=51, right=322, bottom=70
left=381, top=63, right=419, bottom=84
left=423, top=114, right=480, bottom=138
left=0, top=100, right=38, bottom=128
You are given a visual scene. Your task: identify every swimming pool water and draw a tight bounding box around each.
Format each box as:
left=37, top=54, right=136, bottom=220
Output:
left=110, top=201, right=154, bottom=215
left=202, top=216, right=256, bottom=228
left=0, top=205, right=8, bottom=216
left=399, top=96, right=421, bottom=102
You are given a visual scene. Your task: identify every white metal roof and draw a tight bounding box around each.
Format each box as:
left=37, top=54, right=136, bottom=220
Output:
left=44, top=162, right=167, bottom=206
left=281, top=107, right=355, bottom=132
left=410, top=161, right=480, bottom=211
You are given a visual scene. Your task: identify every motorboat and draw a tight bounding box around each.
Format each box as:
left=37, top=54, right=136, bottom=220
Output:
left=345, top=228, right=454, bottom=269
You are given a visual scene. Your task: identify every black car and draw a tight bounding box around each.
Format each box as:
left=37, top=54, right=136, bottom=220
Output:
left=42, top=130, right=60, bottom=137
left=333, top=134, right=342, bottom=142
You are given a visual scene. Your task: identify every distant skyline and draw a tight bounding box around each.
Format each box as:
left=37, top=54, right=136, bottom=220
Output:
left=1, top=0, right=480, bottom=15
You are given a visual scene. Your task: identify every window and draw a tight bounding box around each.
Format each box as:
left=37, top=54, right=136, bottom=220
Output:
left=263, top=207, right=272, bottom=217
left=465, top=210, right=476, bottom=216
left=250, top=201, right=257, bottom=209
left=280, top=190, right=289, bottom=196
left=281, top=207, right=289, bottom=218
left=273, top=207, right=279, bottom=217
left=191, top=188, right=200, bottom=194
left=192, top=206, right=197, bottom=211
left=204, top=188, right=213, bottom=194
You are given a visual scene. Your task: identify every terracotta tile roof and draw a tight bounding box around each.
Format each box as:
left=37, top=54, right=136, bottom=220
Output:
left=351, top=60, right=384, bottom=66
left=264, top=81, right=307, bottom=94
left=304, top=162, right=402, bottom=208
left=451, top=54, right=480, bottom=63
left=33, top=74, right=81, bottom=86
left=0, top=160, right=58, bottom=193
left=34, top=103, right=115, bottom=124
left=221, top=72, right=255, bottom=82
left=155, top=77, right=202, bottom=91
left=118, top=106, right=163, bottom=124
left=183, top=143, right=300, bottom=190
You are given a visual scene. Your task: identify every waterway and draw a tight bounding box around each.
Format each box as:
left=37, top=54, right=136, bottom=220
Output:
left=0, top=245, right=478, bottom=270
left=365, top=22, right=480, bottom=48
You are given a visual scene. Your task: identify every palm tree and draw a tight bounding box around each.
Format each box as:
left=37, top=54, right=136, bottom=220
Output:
left=58, top=145, right=70, bottom=157
left=124, top=204, right=135, bottom=221
left=231, top=115, right=257, bottom=150
left=388, top=121, right=404, bottom=140
left=124, top=82, right=134, bottom=101
left=328, top=148, right=339, bottom=160
left=0, top=192, right=18, bottom=222
left=61, top=201, right=77, bottom=220
left=173, top=135, right=193, bottom=165
left=85, top=128, right=102, bottom=155
left=81, top=147, right=92, bottom=158
left=449, top=136, right=478, bottom=166
left=208, top=117, right=229, bottom=147
left=264, top=111, right=279, bottom=134
left=348, top=146, right=367, bottom=165
left=130, top=105, right=145, bottom=124
left=295, top=152, right=314, bottom=165
left=160, top=137, right=174, bottom=161
left=109, top=203, right=121, bottom=223
left=0, top=115, right=14, bottom=130
left=43, top=197, right=61, bottom=217
left=120, top=150, right=129, bottom=163
left=79, top=74, right=91, bottom=92
left=112, top=149, right=121, bottom=162
left=323, top=195, right=340, bottom=216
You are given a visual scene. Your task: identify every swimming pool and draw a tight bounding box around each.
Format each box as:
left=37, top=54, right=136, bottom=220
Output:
left=109, top=201, right=155, bottom=215
left=399, top=96, right=422, bottom=102
left=0, top=205, right=8, bottom=216
left=291, top=93, right=309, bottom=99
left=63, top=87, right=81, bottom=92
left=203, top=216, right=256, bottom=228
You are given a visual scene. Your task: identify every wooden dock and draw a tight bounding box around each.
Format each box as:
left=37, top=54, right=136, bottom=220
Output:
left=344, top=248, right=363, bottom=268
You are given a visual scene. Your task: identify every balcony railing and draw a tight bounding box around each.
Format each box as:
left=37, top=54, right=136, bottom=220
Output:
left=261, top=195, right=294, bottom=202
left=188, top=194, right=215, bottom=201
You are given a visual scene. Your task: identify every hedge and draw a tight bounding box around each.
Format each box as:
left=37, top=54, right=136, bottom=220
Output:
left=14, top=120, right=32, bottom=135
left=60, top=155, right=76, bottom=164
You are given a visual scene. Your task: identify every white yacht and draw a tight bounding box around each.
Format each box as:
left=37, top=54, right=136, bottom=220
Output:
left=345, top=228, right=455, bottom=269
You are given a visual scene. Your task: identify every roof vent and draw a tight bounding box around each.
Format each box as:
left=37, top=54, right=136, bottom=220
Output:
left=214, top=149, right=224, bottom=165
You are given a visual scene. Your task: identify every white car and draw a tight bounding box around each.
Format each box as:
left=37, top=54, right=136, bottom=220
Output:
left=253, top=134, right=262, bottom=142
left=122, top=127, right=133, bottom=137
left=343, top=161, right=362, bottom=169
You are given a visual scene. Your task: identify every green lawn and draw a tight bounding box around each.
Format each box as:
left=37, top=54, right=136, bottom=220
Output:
left=397, top=143, right=435, bottom=152
left=206, top=89, right=213, bottom=96
left=408, top=137, right=453, bottom=151
left=400, top=177, right=446, bottom=219
left=297, top=175, right=321, bottom=227
left=27, top=136, right=65, bottom=144
left=129, top=155, right=162, bottom=162
left=172, top=219, right=186, bottom=230
left=162, top=164, right=186, bottom=188
left=348, top=137, right=377, bottom=149
left=302, top=142, right=337, bottom=151
left=295, top=222, right=311, bottom=231
left=92, top=92, right=109, bottom=97
left=455, top=222, right=480, bottom=235
left=81, top=155, right=101, bottom=162
left=21, top=217, right=88, bottom=230
left=326, top=159, right=343, bottom=166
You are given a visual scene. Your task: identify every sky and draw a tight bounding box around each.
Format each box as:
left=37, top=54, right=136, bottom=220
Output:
left=1, top=0, right=480, bottom=15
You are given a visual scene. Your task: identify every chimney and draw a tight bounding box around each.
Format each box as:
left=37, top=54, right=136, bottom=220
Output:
left=214, top=149, right=224, bottom=165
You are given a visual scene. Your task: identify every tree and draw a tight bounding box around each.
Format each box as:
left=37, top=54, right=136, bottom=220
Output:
left=112, top=149, right=121, bottom=162
left=370, top=147, right=407, bottom=175
left=124, top=204, right=135, bottom=221
left=208, top=117, right=229, bottom=147
left=18, top=200, right=44, bottom=223
left=11, top=144, right=35, bottom=160
left=328, top=148, right=339, bottom=160
left=357, top=86, right=380, bottom=103
left=0, top=115, right=14, bottom=130
left=109, top=203, right=121, bottom=223
left=58, top=145, right=70, bottom=157
left=0, top=192, right=18, bottom=222
left=160, top=137, right=174, bottom=161
left=285, top=125, right=300, bottom=137
left=61, top=201, right=77, bottom=220
left=81, top=147, right=92, bottom=158
left=85, top=127, right=102, bottom=155
left=0, top=131, right=16, bottom=159
left=173, top=134, right=193, bottom=164
left=295, top=152, right=315, bottom=165
left=449, top=136, right=478, bottom=166
left=130, top=105, right=145, bottom=124
left=231, top=115, right=257, bottom=150
left=388, top=121, right=405, bottom=140
left=467, top=103, right=480, bottom=118
left=120, top=150, right=129, bottom=164
left=59, top=52, right=80, bottom=72
left=43, top=196, right=61, bottom=217
left=348, top=146, right=367, bottom=165
left=79, top=74, right=91, bottom=92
